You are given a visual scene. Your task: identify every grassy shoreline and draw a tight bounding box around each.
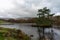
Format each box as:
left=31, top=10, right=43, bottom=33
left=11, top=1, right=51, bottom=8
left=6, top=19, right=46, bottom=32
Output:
left=0, top=27, right=30, bottom=40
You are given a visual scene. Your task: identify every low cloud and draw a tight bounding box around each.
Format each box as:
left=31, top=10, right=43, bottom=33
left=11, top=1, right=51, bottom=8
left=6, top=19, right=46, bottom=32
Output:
left=0, top=0, right=60, bottom=18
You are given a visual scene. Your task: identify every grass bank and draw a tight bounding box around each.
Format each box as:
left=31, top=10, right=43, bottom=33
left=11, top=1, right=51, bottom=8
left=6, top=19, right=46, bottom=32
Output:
left=0, top=27, right=30, bottom=40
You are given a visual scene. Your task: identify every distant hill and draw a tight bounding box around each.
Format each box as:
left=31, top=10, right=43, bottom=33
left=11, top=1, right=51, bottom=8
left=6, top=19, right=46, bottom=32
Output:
left=0, top=16, right=60, bottom=26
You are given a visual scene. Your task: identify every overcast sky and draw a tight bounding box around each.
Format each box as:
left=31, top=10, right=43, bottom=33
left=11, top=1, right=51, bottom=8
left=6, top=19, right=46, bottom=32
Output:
left=0, top=0, right=60, bottom=18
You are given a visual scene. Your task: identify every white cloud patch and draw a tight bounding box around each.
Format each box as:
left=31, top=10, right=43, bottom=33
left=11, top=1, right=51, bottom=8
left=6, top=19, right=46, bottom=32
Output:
left=0, top=0, right=15, bottom=11
left=0, top=0, right=60, bottom=18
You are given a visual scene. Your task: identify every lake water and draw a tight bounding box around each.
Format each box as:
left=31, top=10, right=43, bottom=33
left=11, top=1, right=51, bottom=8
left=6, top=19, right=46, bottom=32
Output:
left=0, top=23, right=60, bottom=40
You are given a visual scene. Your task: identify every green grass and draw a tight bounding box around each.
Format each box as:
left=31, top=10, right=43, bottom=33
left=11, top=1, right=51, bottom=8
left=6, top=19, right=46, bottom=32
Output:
left=0, top=32, right=4, bottom=40
left=0, top=20, right=7, bottom=23
left=0, top=27, right=30, bottom=40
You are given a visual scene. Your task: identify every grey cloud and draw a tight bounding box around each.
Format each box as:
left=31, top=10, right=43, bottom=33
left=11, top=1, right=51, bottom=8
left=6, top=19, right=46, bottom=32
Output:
left=0, top=0, right=60, bottom=18
left=47, top=0, right=60, bottom=13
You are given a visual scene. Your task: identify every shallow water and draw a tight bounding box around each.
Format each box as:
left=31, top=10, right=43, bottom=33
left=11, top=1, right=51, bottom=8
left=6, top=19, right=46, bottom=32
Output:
left=0, top=23, right=38, bottom=40
left=0, top=23, right=60, bottom=40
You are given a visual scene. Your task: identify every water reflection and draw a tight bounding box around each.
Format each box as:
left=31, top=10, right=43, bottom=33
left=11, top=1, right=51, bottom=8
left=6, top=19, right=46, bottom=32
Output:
left=0, top=23, right=60, bottom=40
